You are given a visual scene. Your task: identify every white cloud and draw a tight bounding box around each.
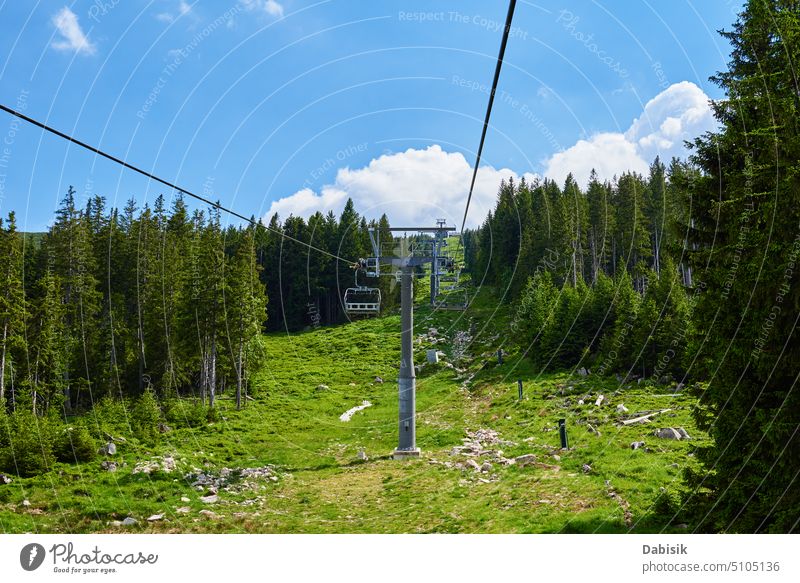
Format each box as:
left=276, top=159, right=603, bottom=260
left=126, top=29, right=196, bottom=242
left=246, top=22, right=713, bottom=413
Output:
left=265, top=145, right=536, bottom=229
left=543, top=81, right=717, bottom=187
left=51, top=7, right=96, bottom=55
left=240, top=0, right=284, bottom=18
left=156, top=0, right=193, bottom=23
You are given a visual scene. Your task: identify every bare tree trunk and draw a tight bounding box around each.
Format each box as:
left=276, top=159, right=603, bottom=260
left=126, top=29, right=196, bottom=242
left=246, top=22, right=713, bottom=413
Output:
left=0, top=322, right=7, bottom=404
left=209, top=333, right=216, bottom=408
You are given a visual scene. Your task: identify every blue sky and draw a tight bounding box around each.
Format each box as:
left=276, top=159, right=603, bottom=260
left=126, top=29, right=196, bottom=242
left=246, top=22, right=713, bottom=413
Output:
left=0, top=0, right=744, bottom=231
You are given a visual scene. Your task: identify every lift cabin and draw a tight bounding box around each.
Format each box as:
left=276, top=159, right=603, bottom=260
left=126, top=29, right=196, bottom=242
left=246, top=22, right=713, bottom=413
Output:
left=343, top=260, right=381, bottom=317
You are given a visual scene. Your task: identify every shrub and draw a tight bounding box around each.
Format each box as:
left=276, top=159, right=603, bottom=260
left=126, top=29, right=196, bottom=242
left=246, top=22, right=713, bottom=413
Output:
left=53, top=425, right=97, bottom=463
left=0, top=409, right=56, bottom=477
left=130, top=387, right=162, bottom=444
left=87, top=396, right=131, bottom=440
left=163, top=398, right=208, bottom=429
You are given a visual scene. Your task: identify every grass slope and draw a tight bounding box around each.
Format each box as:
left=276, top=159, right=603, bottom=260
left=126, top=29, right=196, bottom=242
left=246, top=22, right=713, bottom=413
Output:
left=0, top=284, right=704, bottom=533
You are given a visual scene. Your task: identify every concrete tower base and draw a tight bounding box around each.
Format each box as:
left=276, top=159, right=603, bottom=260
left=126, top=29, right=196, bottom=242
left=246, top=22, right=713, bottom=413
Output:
left=392, top=448, right=421, bottom=460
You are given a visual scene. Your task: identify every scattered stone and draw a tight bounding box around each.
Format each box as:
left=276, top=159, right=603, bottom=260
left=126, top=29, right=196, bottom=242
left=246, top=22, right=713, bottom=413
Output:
left=480, top=462, right=493, bottom=473
left=595, top=395, right=606, bottom=407
left=200, top=494, right=219, bottom=504
left=631, top=441, right=647, bottom=450
left=339, top=400, right=372, bottom=422
left=514, top=454, right=538, bottom=466
left=100, top=461, right=117, bottom=472
left=122, top=517, right=138, bottom=526
left=133, top=456, right=177, bottom=475
left=315, top=384, right=329, bottom=391
left=577, top=399, right=585, bottom=406
left=147, top=514, right=164, bottom=522
left=180, top=496, right=191, bottom=503
left=22, top=499, right=31, bottom=507
left=176, top=507, right=191, bottom=514
left=426, top=349, right=439, bottom=364
left=577, top=367, right=588, bottom=376
left=676, top=427, right=691, bottom=440
left=0, top=474, right=12, bottom=485
left=616, top=404, right=629, bottom=413
left=587, top=424, right=601, bottom=437
left=551, top=454, right=561, bottom=462
left=374, top=376, right=384, bottom=384
left=348, top=382, right=357, bottom=387
left=357, top=449, right=368, bottom=461
left=655, top=428, right=682, bottom=440
left=198, top=509, right=218, bottom=519
left=465, top=459, right=481, bottom=471
left=99, top=442, right=117, bottom=456
left=582, top=464, right=592, bottom=474
left=158, top=423, right=172, bottom=434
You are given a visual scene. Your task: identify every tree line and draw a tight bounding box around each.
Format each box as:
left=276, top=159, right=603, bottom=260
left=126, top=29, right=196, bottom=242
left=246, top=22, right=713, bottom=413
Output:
left=464, top=0, right=798, bottom=533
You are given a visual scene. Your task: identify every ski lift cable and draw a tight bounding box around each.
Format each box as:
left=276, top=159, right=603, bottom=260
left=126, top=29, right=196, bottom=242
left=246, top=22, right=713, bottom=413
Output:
left=0, top=103, right=355, bottom=265
left=459, top=0, right=517, bottom=235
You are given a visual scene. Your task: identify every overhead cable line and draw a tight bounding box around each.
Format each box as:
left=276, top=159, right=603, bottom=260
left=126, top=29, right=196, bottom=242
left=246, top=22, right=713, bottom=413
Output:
left=0, top=103, right=354, bottom=264
left=459, top=0, right=517, bottom=234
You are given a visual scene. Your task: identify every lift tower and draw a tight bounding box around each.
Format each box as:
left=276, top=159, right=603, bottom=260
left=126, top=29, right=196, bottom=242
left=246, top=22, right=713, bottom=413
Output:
left=364, top=224, right=456, bottom=458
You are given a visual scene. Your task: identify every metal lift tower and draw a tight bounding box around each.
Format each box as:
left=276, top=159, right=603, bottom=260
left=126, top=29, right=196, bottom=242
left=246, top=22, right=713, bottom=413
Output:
left=363, top=224, right=456, bottom=459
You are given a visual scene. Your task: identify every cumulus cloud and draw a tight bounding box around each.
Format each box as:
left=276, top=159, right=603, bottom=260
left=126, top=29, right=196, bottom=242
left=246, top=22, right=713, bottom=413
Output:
left=264, top=145, right=536, bottom=229
left=51, top=7, right=96, bottom=55
left=544, top=81, right=717, bottom=187
left=240, top=0, right=284, bottom=18
left=156, top=0, right=193, bottom=23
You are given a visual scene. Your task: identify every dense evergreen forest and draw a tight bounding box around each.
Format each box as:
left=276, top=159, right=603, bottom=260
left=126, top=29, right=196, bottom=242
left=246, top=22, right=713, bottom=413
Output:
left=464, top=0, right=799, bottom=533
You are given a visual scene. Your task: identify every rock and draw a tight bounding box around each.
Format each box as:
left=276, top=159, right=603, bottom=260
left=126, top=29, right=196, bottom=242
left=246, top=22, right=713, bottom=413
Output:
left=616, top=404, right=629, bottom=413
left=122, top=517, right=138, bottom=526
left=315, top=384, right=329, bottom=391
left=374, top=376, right=384, bottom=384
left=176, top=507, right=191, bottom=514
left=199, top=494, right=219, bottom=504
left=480, top=462, right=493, bottom=472
left=577, top=367, right=588, bottom=376
left=655, top=428, right=682, bottom=440
left=109, top=520, right=123, bottom=527
left=577, top=399, right=585, bottom=406
left=198, top=509, right=218, bottom=519
left=348, top=382, right=357, bottom=387
left=676, top=427, right=691, bottom=440
left=146, top=514, right=164, bottom=522
left=180, top=496, right=191, bottom=503
left=582, top=464, right=592, bottom=474
left=357, top=449, right=368, bottom=461
left=514, top=454, right=538, bottom=466
left=99, top=442, right=117, bottom=456
left=0, top=473, right=12, bottom=485
left=100, top=461, right=117, bottom=472
left=551, top=454, right=561, bottom=461
left=595, top=395, right=606, bottom=407
left=158, top=423, right=172, bottom=434
left=631, top=441, right=646, bottom=450
left=426, top=349, right=439, bottom=364
left=22, top=499, right=31, bottom=507
left=465, top=459, right=481, bottom=471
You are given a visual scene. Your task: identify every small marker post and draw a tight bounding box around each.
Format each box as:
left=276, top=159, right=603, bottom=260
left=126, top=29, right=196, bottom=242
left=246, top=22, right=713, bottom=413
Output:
left=558, top=418, right=569, bottom=449
left=497, top=349, right=503, bottom=365
left=517, top=379, right=523, bottom=401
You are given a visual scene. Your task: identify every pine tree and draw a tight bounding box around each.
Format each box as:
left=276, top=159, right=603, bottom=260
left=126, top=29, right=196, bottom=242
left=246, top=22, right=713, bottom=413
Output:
left=684, top=0, right=800, bottom=532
